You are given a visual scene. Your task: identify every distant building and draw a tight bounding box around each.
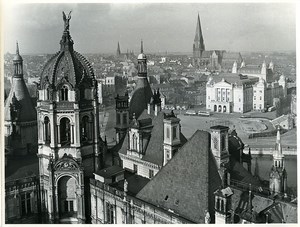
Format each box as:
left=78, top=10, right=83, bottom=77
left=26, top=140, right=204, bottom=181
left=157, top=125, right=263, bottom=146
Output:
left=206, top=74, right=258, bottom=113
left=206, top=72, right=287, bottom=113
left=192, top=14, right=242, bottom=72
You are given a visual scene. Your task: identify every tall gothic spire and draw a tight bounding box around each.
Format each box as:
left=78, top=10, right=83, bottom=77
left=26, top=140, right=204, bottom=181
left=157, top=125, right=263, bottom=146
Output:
left=194, top=13, right=205, bottom=51
left=117, top=41, right=121, bottom=56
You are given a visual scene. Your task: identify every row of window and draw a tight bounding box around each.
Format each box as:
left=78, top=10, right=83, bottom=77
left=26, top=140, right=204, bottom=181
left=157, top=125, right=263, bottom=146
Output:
left=43, top=116, right=93, bottom=145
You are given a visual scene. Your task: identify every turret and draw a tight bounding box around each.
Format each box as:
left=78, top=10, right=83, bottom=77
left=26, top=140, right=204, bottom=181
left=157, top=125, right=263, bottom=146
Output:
left=163, top=111, right=181, bottom=166
left=269, top=126, right=287, bottom=195
left=210, top=126, right=230, bottom=171
left=232, top=61, right=237, bottom=74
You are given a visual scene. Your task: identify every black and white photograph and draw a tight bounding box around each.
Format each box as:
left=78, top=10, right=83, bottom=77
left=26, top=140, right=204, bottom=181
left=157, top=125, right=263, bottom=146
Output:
left=2, top=1, right=298, bottom=224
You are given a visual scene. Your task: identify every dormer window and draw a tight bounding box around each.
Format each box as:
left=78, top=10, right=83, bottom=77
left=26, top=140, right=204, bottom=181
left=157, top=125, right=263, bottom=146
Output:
left=61, top=85, right=69, bottom=101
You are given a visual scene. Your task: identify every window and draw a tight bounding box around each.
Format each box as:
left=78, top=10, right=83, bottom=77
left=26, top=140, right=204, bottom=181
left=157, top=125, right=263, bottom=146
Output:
left=149, top=169, right=154, bottom=179
left=208, top=96, right=210, bottom=100
left=63, top=200, right=74, bottom=213
left=116, top=113, right=120, bottom=125
left=123, top=114, right=127, bottom=125
left=239, top=98, right=241, bottom=102
left=106, top=202, right=114, bottom=224
left=21, top=193, right=31, bottom=216
left=81, top=116, right=89, bottom=142
left=133, top=164, right=138, bottom=173
left=166, top=128, right=170, bottom=139
left=60, top=117, right=71, bottom=146
left=60, top=85, right=68, bottom=101
left=172, top=127, right=177, bottom=139
left=260, top=96, right=262, bottom=100
left=44, top=117, right=51, bottom=144
left=254, top=96, right=256, bottom=100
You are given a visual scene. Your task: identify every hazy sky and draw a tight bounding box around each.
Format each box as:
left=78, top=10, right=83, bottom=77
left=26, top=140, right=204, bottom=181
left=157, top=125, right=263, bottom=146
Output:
left=3, top=3, right=296, bottom=54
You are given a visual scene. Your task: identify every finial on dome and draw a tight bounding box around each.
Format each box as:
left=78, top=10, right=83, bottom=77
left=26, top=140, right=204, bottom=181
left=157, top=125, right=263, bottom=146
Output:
left=16, top=41, right=19, bottom=55
left=141, top=39, right=144, bottom=54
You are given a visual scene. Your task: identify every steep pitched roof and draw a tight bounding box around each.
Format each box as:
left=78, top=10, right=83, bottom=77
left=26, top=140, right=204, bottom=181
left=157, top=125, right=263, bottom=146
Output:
left=129, top=77, right=153, bottom=119
left=136, top=130, right=222, bottom=223
left=4, top=76, right=37, bottom=122
left=119, top=110, right=187, bottom=166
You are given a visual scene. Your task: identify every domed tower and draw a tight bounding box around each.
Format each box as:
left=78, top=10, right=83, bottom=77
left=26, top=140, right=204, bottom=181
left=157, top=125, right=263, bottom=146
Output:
left=4, top=42, right=37, bottom=156
left=36, top=12, right=104, bottom=223
left=269, top=126, right=287, bottom=196
left=129, top=40, right=153, bottom=119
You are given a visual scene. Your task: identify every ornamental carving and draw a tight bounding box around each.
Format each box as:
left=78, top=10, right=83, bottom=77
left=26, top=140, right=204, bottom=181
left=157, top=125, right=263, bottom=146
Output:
left=53, top=153, right=80, bottom=171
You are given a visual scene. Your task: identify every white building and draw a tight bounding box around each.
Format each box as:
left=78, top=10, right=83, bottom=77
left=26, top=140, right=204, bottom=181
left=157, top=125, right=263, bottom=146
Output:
left=206, top=74, right=258, bottom=113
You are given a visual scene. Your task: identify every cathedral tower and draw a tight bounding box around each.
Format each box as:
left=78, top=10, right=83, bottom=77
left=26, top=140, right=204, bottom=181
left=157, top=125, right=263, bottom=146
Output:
left=193, top=14, right=205, bottom=67
left=116, top=41, right=121, bottom=57
left=269, top=126, right=287, bottom=196
left=4, top=42, right=37, bottom=156
left=36, top=12, right=104, bottom=223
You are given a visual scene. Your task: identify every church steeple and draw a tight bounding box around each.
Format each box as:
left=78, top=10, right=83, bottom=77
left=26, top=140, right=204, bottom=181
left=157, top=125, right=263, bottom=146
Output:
left=273, top=126, right=284, bottom=168
left=194, top=14, right=205, bottom=53
left=117, top=41, right=121, bottom=56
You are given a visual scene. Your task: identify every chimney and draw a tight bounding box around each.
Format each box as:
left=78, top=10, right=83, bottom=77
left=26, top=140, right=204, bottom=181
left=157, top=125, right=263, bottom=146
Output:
left=147, top=103, right=151, bottom=114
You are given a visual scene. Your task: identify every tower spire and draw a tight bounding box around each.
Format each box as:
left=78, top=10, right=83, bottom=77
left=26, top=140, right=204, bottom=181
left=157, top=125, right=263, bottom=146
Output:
left=141, top=39, right=144, bottom=53
left=194, top=13, right=205, bottom=51
left=117, top=41, right=121, bottom=56
left=16, top=41, right=20, bottom=55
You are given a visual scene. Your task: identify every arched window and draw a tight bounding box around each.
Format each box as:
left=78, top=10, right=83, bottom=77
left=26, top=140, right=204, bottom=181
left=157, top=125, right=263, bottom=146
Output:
left=60, top=117, right=71, bottom=146
left=44, top=116, right=51, bottom=144
left=81, top=116, right=89, bottom=142
left=60, top=85, right=69, bottom=101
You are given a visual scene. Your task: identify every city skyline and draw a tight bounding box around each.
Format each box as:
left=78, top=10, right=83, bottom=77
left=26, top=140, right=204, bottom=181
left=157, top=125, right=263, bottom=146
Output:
left=4, top=2, right=296, bottom=55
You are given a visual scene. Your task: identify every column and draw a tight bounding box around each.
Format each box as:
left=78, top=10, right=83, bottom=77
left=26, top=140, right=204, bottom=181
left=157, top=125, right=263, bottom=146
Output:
left=71, top=125, right=74, bottom=144
left=57, top=125, right=60, bottom=145
left=50, top=113, right=55, bottom=147
left=74, top=112, right=81, bottom=147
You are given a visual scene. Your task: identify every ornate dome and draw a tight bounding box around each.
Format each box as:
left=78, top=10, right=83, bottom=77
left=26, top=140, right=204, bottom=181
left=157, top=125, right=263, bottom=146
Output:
left=39, top=15, right=96, bottom=90
left=39, top=50, right=96, bottom=89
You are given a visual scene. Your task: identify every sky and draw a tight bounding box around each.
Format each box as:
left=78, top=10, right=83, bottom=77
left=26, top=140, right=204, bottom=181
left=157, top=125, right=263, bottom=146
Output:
left=3, top=2, right=296, bottom=54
